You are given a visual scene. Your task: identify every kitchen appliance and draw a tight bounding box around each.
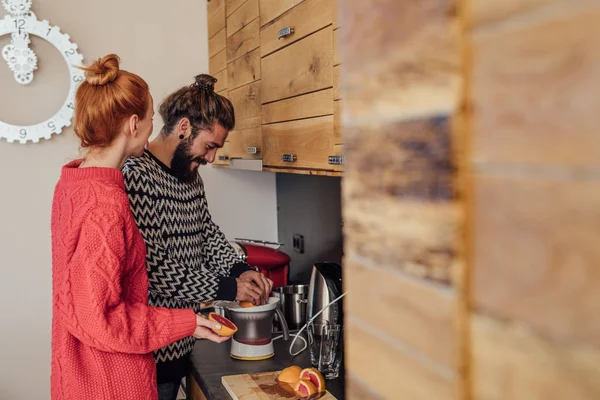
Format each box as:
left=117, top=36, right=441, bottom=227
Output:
left=230, top=238, right=291, bottom=288
left=273, top=285, right=308, bottom=331
left=307, top=262, right=343, bottom=326
left=225, top=297, right=289, bottom=361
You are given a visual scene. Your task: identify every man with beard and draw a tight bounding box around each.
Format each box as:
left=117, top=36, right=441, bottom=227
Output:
left=122, top=74, right=272, bottom=400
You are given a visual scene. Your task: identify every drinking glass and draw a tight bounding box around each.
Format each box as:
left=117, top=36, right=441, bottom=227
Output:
left=307, top=321, right=343, bottom=379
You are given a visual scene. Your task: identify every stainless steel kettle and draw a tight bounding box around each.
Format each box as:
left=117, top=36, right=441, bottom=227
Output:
left=306, top=262, right=343, bottom=325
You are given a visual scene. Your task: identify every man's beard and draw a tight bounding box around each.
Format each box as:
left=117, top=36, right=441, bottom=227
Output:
left=170, top=138, right=207, bottom=183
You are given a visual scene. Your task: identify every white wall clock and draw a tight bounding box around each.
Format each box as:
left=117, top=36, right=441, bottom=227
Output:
left=0, top=0, right=84, bottom=144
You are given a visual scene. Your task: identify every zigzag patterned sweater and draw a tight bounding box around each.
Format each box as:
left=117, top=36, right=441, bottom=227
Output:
left=122, top=150, right=250, bottom=366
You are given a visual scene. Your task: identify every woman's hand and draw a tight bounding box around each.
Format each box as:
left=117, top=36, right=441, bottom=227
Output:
left=192, top=314, right=230, bottom=343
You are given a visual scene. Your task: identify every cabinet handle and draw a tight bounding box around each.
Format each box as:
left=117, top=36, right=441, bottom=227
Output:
left=281, top=154, right=297, bottom=163
left=278, top=26, right=294, bottom=40
left=246, top=147, right=260, bottom=155
left=218, top=155, right=229, bottom=161
left=328, top=156, right=345, bottom=165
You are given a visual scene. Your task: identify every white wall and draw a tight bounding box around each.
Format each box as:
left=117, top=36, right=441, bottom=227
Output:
left=0, top=1, right=277, bottom=398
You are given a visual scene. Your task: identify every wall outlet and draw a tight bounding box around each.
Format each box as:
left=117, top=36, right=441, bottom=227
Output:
left=292, top=234, right=304, bottom=254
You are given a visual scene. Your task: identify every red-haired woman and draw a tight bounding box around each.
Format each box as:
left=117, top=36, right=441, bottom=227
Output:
left=50, top=54, right=229, bottom=400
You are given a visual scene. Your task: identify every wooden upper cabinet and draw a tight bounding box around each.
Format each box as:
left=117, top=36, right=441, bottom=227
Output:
left=263, top=116, right=335, bottom=169
left=229, top=127, right=263, bottom=159
left=260, top=0, right=334, bottom=57
left=230, top=81, right=261, bottom=120
left=262, top=89, right=333, bottom=124
left=228, top=48, right=261, bottom=90
left=259, top=0, right=304, bottom=27
left=227, top=18, right=260, bottom=62
left=226, top=0, right=245, bottom=17
left=227, top=0, right=259, bottom=37
left=208, top=0, right=226, bottom=38
left=262, top=27, right=333, bottom=103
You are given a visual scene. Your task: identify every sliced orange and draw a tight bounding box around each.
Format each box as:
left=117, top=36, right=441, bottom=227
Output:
left=299, top=368, right=326, bottom=392
left=239, top=301, right=255, bottom=308
left=278, top=365, right=302, bottom=384
left=294, top=379, right=318, bottom=397
left=208, top=312, right=237, bottom=337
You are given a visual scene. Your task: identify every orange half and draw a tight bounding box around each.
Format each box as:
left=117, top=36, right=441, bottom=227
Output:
left=208, top=312, right=238, bottom=337
left=294, top=379, right=318, bottom=397
left=299, top=368, right=326, bottom=392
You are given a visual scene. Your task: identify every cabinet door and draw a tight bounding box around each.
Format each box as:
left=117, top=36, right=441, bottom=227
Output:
left=261, top=27, right=333, bottom=104
left=263, top=115, right=335, bottom=169
left=230, top=126, right=262, bottom=159
left=208, top=0, right=226, bottom=38
left=227, top=18, right=260, bottom=62
left=262, top=88, right=333, bottom=124
left=227, top=0, right=259, bottom=37
left=259, top=0, right=303, bottom=27
left=230, top=81, right=261, bottom=121
left=260, top=0, right=333, bottom=57
left=228, top=48, right=261, bottom=91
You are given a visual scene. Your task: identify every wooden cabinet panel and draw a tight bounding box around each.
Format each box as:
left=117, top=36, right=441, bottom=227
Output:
left=208, top=0, right=226, bottom=38
left=209, top=49, right=227, bottom=75
left=259, top=0, right=303, bottom=27
left=346, top=260, right=455, bottom=368
left=213, top=68, right=228, bottom=93
left=227, top=0, right=259, bottom=37
left=472, top=314, right=600, bottom=400
left=333, top=99, right=342, bottom=143
left=227, top=48, right=261, bottom=90
left=260, top=0, right=334, bottom=57
left=262, top=89, right=333, bottom=124
left=213, top=141, right=231, bottom=166
left=333, top=28, right=340, bottom=65
left=235, top=116, right=261, bottom=130
left=230, top=127, right=262, bottom=159
left=209, top=28, right=226, bottom=57
left=473, top=173, right=600, bottom=348
left=230, top=81, right=261, bottom=120
left=346, top=319, right=454, bottom=400
left=333, top=64, right=341, bottom=100
left=472, top=7, right=600, bottom=168
left=262, top=28, right=333, bottom=103
left=226, top=0, right=246, bottom=16
left=227, top=18, right=260, bottom=62
left=263, top=115, right=334, bottom=169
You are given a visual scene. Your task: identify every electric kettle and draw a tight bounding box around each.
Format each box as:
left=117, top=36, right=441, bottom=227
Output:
left=306, top=262, right=343, bottom=326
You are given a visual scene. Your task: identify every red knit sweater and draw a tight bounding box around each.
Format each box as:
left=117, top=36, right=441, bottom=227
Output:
left=50, top=160, right=197, bottom=400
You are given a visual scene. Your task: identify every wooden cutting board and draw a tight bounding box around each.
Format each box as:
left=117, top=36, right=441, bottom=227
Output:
left=222, top=372, right=338, bottom=400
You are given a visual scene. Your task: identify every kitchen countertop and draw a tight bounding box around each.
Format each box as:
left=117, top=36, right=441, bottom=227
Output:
left=189, top=334, right=345, bottom=400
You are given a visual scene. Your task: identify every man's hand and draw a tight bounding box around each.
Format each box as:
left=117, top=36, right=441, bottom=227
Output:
left=193, top=314, right=230, bottom=343
left=237, top=270, right=273, bottom=305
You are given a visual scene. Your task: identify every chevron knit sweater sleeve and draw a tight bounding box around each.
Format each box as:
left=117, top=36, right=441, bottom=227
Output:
left=123, top=157, right=250, bottom=304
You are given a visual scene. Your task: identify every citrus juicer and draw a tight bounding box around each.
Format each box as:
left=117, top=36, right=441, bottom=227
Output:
left=221, top=297, right=290, bottom=360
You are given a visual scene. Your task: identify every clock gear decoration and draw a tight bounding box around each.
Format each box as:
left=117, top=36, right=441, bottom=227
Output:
left=0, top=0, right=85, bottom=144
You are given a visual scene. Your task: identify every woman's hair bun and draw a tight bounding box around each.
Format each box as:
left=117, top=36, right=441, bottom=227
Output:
left=84, top=54, right=120, bottom=86
left=193, top=74, right=217, bottom=92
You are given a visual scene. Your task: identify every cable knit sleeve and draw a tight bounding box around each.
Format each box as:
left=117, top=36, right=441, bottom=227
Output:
left=56, top=206, right=197, bottom=354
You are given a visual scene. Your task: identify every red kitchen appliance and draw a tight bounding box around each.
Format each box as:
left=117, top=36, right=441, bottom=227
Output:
left=229, top=238, right=290, bottom=288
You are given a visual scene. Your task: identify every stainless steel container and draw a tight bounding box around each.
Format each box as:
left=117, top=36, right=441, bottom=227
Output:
left=273, top=285, right=309, bottom=330
left=307, top=262, right=343, bottom=325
